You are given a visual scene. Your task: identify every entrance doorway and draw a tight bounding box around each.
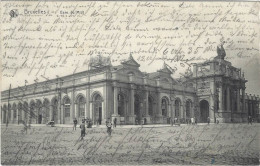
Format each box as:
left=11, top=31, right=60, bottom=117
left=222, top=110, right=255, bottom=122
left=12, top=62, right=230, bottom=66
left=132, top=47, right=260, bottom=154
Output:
left=200, top=100, right=209, bottom=123
left=94, top=94, right=102, bottom=125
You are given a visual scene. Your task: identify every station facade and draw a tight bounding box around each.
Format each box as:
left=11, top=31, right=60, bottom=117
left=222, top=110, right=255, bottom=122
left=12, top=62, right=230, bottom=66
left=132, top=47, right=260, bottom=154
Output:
left=1, top=46, right=259, bottom=124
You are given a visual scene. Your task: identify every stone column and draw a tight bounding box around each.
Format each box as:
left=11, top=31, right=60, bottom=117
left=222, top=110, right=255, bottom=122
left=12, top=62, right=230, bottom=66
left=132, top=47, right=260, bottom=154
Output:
left=250, top=101, right=253, bottom=116
left=128, top=84, right=136, bottom=124
left=219, top=83, right=223, bottom=111
left=171, top=101, right=175, bottom=119
left=102, top=102, right=105, bottom=120
left=112, top=83, right=120, bottom=124
left=209, top=81, right=215, bottom=121
left=70, top=90, right=74, bottom=123
left=242, top=88, right=246, bottom=112
left=61, top=104, right=64, bottom=124
left=75, top=103, right=78, bottom=119
left=1, top=109, right=3, bottom=123
left=237, top=88, right=240, bottom=112
left=22, top=109, right=25, bottom=121
left=130, top=84, right=135, bottom=116
left=227, top=86, right=230, bottom=112
left=86, top=85, right=90, bottom=118
left=113, top=84, right=118, bottom=115
left=157, top=90, right=162, bottom=116
left=145, top=89, right=149, bottom=116
left=58, top=97, right=61, bottom=124
left=90, top=102, right=93, bottom=120
left=157, top=89, right=162, bottom=123
left=10, top=109, right=13, bottom=124
left=50, top=106, right=53, bottom=121
left=182, top=101, right=186, bottom=119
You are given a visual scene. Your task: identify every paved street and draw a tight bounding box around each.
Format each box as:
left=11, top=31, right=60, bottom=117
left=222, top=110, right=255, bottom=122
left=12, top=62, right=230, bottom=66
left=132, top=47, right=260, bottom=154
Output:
left=1, top=123, right=259, bottom=165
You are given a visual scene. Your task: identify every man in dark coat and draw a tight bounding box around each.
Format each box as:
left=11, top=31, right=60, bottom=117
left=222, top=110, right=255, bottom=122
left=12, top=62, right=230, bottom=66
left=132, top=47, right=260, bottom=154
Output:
left=106, top=119, right=112, bottom=136
left=207, top=117, right=210, bottom=125
left=80, top=120, right=86, bottom=140
left=73, top=118, right=78, bottom=130
left=113, top=118, right=117, bottom=128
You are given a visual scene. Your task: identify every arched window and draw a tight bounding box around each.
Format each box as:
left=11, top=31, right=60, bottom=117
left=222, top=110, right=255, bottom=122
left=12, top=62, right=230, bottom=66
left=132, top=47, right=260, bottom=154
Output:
left=78, top=96, right=85, bottom=117
left=64, top=98, right=70, bottom=118
left=162, top=98, right=167, bottom=116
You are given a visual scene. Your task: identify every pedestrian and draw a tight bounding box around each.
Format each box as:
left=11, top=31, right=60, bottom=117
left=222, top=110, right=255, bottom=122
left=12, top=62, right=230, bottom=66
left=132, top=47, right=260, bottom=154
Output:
left=80, top=120, right=86, bottom=141
left=191, top=117, right=194, bottom=125
left=113, top=118, right=117, bottom=128
left=195, top=117, right=197, bottom=125
left=174, top=117, right=178, bottom=124
left=207, top=117, right=210, bottom=125
left=248, top=116, right=252, bottom=125
left=73, top=118, right=78, bottom=130
left=106, top=119, right=112, bottom=136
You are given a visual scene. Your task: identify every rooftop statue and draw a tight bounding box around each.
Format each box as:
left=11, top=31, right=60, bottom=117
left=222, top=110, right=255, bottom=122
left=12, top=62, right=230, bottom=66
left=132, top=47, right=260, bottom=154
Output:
left=215, top=43, right=226, bottom=60
left=89, top=55, right=111, bottom=68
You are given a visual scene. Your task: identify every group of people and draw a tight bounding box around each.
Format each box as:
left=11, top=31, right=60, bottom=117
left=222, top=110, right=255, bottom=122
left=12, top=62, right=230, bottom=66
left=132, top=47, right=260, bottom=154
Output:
left=73, top=118, right=114, bottom=140
left=171, top=117, right=198, bottom=125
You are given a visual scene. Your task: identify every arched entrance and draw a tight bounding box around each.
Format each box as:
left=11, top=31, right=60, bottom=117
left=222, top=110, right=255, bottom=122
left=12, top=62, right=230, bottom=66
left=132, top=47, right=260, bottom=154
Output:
left=134, top=95, right=141, bottom=124
left=93, top=94, right=102, bottom=125
left=200, top=100, right=209, bottom=123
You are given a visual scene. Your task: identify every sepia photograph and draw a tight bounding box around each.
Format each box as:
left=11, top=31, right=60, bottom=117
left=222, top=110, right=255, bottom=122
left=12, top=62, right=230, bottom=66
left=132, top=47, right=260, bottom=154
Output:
left=1, top=1, right=259, bottom=165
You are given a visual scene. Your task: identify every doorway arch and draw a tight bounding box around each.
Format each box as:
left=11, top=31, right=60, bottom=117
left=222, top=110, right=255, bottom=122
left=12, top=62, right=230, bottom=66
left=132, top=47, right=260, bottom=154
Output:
left=93, top=94, right=102, bottom=125
left=200, top=100, right=209, bottom=123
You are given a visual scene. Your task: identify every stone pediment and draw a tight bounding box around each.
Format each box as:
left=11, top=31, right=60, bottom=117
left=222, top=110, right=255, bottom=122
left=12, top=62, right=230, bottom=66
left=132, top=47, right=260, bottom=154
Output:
left=158, top=67, right=172, bottom=74
left=157, top=62, right=173, bottom=74
left=121, top=54, right=140, bottom=67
